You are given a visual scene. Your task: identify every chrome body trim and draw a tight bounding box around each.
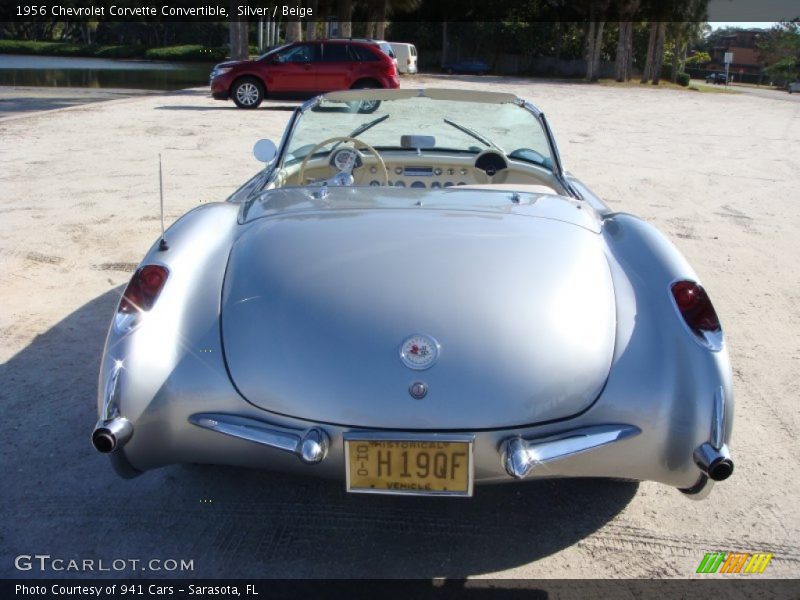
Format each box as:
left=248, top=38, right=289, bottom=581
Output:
left=100, top=359, right=123, bottom=421
left=682, top=386, right=734, bottom=495
left=711, top=385, right=726, bottom=449
left=342, top=431, right=476, bottom=443
left=536, top=110, right=581, bottom=200
left=189, top=413, right=330, bottom=465
left=691, top=386, right=733, bottom=481
left=267, top=106, right=302, bottom=184
left=91, top=360, right=134, bottom=453
left=500, top=425, right=641, bottom=480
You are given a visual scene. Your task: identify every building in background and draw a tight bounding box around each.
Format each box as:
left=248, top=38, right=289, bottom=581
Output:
left=707, top=28, right=764, bottom=78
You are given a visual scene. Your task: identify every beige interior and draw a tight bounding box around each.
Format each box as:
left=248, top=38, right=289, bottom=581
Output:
left=273, top=148, right=564, bottom=194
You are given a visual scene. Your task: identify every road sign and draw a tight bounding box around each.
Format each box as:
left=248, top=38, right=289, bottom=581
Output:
left=724, top=52, right=732, bottom=86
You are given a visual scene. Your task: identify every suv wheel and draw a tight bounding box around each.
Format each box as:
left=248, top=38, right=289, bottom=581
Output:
left=351, top=82, right=381, bottom=114
left=232, top=77, right=265, bottom=109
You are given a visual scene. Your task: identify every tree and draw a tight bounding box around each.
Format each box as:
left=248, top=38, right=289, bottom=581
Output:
left=666, top=21, right=705, bottom=82
left=758, top=22, right=800, bottom=84
left=584, top=21, right=606, bottom=81
left=305, top=0, right=319, bottom=40
left=364, top=0, right=420, bottom=40
left=614, top=0, right=638, bottom=81
left=640, top=22, right=657, bottom=83
left=649, top=21, right=667, bottom=84
left=337, top=0, right=352, bottom=38
left=229, top=22, right=249, bottom=60
left=580, top=0, right=609, bottom=81
left=285, top=21, right=302, bottom=42
left=364, top=0, right=382, bottom=39
left=228, top=0, right=248, bottom=59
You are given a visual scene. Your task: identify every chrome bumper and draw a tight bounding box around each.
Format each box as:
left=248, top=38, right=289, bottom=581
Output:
left=500, top=425, right=641, bottom=479
left=189, top=413, right=330, bottom=465
left=187, top=413, right=642, bottom=479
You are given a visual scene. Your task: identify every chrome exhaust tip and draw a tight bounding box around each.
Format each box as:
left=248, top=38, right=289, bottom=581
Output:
left=694, top=442, right=734, bottom=481
left=91, top=418, right=133, bottom=454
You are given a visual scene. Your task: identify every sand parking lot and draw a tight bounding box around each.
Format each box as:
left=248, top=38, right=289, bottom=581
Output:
left=0, top=76, right=798, bottom=578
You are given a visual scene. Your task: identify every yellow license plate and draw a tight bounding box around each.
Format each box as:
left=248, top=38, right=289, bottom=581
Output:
left=345, top=436, right=474, bottom=496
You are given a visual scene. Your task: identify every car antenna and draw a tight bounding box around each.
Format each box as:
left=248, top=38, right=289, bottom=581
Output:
left=158, top=153, right=169, bottom=251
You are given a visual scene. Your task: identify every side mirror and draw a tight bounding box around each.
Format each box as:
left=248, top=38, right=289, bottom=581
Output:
left=253, top=139, right=277, bottom=165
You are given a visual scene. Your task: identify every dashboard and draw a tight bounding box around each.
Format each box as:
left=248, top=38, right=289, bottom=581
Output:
left=370, top=165, right=477, bottom=188
left=290, top=147, right=557, bottom=191
left=338, top=149, right=511, bottom=189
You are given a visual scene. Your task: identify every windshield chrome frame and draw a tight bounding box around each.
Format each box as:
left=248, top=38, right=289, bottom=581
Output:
left=261, top=90, right=579, bottom=200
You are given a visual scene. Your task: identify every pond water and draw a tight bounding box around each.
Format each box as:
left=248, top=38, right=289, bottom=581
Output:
left=0, top=54, right=215, bottom=90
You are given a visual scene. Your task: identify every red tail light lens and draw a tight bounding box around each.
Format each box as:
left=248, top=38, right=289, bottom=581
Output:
left=671, top=280, right=720, bottom=334
left=119, top=265, right=169, bottom=314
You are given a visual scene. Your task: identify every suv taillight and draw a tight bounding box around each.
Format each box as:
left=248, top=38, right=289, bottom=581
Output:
left=671, top=280, right=721, bottom=334
left=119, top=265, right=169, bottom=314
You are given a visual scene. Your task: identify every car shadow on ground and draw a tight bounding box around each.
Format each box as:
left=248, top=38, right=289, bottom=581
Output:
left=0, top=288, right=638, bottom=579
left=155, top=104, right=298, bottom=112
left=417, top=73, right=596, bottom=87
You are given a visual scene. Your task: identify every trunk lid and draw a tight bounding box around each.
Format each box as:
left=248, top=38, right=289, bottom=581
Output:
left=222, top=203, right=615, bottom=429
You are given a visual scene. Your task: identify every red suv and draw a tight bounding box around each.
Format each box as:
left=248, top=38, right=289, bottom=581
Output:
left=210, top=39, right=400, bottom=109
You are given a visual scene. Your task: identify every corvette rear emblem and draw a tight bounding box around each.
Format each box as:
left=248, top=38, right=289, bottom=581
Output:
left=399, top=334, right=440, bottom=370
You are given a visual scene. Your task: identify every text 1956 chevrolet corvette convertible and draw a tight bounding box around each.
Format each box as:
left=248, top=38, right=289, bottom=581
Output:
left=92, top=88, right=734, bottom=498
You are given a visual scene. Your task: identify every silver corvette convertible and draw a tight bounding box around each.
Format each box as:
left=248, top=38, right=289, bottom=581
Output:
left=92, top=88, right=734, bottom=499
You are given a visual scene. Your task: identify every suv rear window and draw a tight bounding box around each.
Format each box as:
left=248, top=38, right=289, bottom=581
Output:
left=349, top=44, right=380, bottom=62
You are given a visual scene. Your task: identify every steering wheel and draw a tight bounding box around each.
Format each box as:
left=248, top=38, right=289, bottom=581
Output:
left=298, top=136, right=389, bottom=187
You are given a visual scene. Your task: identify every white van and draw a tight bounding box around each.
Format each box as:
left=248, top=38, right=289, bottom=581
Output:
left=389, top=42, right=418, bottom=74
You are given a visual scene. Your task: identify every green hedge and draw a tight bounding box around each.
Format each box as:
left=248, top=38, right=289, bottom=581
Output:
left=0, top=39, right=225, bottom=61
left=94, top=45, right=146, bottom=59
left=677, top=72, right=690, bottom=87
left=144, top=45, right=227, bottom=61
left=0, top=39, right=88, bottom=55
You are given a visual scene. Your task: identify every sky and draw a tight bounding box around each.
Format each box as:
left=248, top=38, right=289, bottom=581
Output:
left=709, top=22, right=779, bottom=30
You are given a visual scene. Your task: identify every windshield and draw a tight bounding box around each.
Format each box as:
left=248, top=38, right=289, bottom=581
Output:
left=256, top=43, right=291, bottom=61
left=282, top=94, right=554, bottom=171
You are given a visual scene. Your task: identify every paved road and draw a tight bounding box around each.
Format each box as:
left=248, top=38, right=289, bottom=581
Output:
left=695, top=80, right=800, bottom=102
